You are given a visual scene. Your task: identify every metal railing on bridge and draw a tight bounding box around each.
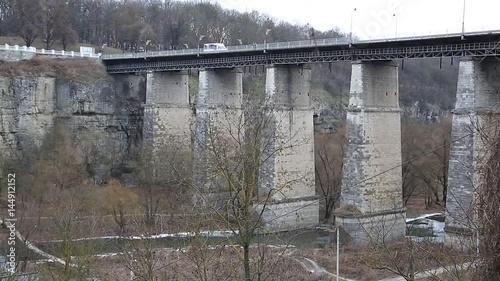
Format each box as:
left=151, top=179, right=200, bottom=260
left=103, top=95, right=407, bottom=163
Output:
left=101, top=29, right=500, bottom=61
left=104, top=41, right=500, bottom=73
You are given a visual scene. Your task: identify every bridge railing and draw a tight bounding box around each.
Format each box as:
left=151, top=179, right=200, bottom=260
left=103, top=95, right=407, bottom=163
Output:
left=101, top=37, right=352, bottom=60
left=0, top=44, right=101, bottom=58
left=101, top=28, right=500, bottom=61
left=104, top=41, right=500, bottom=73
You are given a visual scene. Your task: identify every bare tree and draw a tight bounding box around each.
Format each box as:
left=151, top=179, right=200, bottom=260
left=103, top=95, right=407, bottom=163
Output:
left=315, top=123, right=345, bottom=222
left=401, top=117, right=452, bottom=207
left=14, top=0, right=43, bottom=46
left=46, top=187, right=100, bottom=280
left=177, top=97, right=308, bottom=281
left=103, top=178, right=139, bottom=234
left=474, top=112, right=500, bottom=279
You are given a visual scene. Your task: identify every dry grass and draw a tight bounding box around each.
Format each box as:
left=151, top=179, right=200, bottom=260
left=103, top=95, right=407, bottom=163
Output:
left=19, top=238, right=477, bottom=281
left=29, top=247, right=324, bottom=281
left=296, top=239, right=475, bottom=281
left=0, top=57, right=111, bottom=82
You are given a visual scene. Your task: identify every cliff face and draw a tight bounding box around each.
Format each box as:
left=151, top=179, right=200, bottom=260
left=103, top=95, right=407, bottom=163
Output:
left=0, top=58, right=145, bottom=182
left=0, top=76, right=55, bottom=153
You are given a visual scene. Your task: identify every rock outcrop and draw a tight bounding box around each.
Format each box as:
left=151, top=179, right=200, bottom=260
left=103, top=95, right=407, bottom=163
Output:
left=0, top=57, right=145, bottom=182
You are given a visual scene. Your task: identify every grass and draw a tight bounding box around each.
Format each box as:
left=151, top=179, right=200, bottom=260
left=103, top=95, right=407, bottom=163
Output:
left=0, top=56, right=111, bottom=82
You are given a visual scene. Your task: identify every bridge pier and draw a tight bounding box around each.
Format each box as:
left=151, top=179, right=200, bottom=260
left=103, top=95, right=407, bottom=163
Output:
left=144, top=71, right=192, bottom=176
left=336, top=61, right=405, bottom=244
left=445, top=57, right=500, bottom=246
left=193, top=68, right=243, bottom=206
left=257, top=64, right=319, bottom=231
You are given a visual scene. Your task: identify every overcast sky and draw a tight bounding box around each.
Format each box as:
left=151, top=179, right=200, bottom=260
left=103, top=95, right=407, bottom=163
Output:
left=214, top=0, right=500, bottom=39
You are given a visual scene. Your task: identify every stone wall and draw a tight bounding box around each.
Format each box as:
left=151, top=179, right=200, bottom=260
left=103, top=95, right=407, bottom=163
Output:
left=193, top=68, right=243, bottom=204
left=144, top=71, right=192, bottom=150
left=0, top=50, right=36, bottom=62
left=445, top=57, right=500, bottom=234
left=340, top=61, right=403, bottom=213
left=258, top=64, right=318, bottom=231
left=336, top=61, right=405, bottom=243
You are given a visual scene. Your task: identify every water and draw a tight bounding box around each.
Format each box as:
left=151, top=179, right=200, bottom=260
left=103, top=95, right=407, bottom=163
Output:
left=29, top=214, right=445, bottom=259
left=406, top=213, right=445, bottom=243
left=33, top=229, right=336, bottom=258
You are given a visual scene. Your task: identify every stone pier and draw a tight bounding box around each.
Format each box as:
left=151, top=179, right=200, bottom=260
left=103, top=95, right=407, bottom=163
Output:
left=257, top=64, right=319, bottom=232
left=445, top=57, right=500, bottom=245
left=336, top=61, right=405, bottom=244
left=144, top=71, right=192, bottom=177
left=193, top=68, right=243, bottom=206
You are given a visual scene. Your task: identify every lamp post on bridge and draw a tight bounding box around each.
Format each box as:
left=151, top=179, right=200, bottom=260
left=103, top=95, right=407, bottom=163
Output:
left=264, top=28, right=272, bottom=46
left=350, top=8, right=357, bottom=44
left=461, top=0, right=466, bottom=39
left=393, top=14, right=398, bottom=38
left=198, top=35, right=206, bottom=53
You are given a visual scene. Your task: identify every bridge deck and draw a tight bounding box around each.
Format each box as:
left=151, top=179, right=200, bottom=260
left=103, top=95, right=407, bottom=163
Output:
left=102, top=30, right=500, bottom=74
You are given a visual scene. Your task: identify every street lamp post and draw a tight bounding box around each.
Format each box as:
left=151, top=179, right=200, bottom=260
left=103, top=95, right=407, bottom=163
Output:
left=198, top=35, right=205, bottom=52
left=393, top=14, right=398, bottom=38
left=350, top=8, right=357, bottom=43
left=462, top=0, right=466, bottom=39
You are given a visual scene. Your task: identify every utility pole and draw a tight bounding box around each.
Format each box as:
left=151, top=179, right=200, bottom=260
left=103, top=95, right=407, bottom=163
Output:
left=336, top=227, right=340, bottom=281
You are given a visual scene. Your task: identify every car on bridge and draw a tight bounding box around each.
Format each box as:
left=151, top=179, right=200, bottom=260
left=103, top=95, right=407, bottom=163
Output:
left=203, top=43, right=228, bottom=52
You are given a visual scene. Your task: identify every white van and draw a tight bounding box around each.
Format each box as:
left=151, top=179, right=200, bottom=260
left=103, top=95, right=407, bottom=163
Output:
left=203, top=43, right=228, bottom=52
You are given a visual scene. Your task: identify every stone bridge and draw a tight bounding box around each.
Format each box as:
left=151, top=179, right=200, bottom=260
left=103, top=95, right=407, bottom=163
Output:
left=101, top=30, right=500, bottom=243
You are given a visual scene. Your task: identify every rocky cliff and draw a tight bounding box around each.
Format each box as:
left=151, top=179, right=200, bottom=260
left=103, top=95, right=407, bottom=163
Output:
left=0, top=57, right=145, bottom=182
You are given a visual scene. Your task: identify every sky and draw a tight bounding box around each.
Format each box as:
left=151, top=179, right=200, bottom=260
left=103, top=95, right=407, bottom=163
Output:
left=214, top=0, right=500, bottom=39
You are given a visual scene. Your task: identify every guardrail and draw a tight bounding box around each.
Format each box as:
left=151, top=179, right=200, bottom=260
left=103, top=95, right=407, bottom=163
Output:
left=101, top=37, right=351, bottom=60
left=0, top=44, right=101, bottom=58
left=101, top=29, right=500, bottom=61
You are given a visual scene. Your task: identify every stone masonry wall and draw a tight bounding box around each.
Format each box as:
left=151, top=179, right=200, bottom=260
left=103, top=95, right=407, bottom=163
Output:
left=0, top=50, right=36, bottom=62
left=193, top=68, right=243, bottom=204
left=336, top=61, right=405, bottom=244
left=261, top=65, right=315, bottom=200
left=446, top=58, right=500, bottom=232
left=258, top=64, right=318, bottom=231
left=144, top=71, right=192, bottom=150
left=340, top=61, right=403, bottom=214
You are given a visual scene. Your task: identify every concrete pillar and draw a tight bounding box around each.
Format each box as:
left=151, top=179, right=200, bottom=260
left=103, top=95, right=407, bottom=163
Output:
left=257, top=64, right=319, bottom=232
left=193, top=68, right=243, bottom=205
left=445, top=57, right=500, bottom=245
left=336, top=61, right=405, bottom=244
left=144, top=71, right=192, bottom=175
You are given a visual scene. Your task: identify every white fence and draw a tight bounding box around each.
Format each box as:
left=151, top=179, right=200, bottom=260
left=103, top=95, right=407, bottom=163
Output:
left=0, top=44, right=101, bottom=58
